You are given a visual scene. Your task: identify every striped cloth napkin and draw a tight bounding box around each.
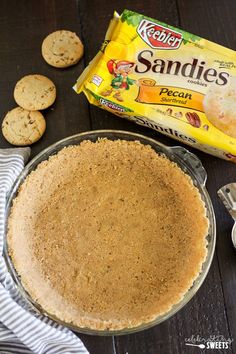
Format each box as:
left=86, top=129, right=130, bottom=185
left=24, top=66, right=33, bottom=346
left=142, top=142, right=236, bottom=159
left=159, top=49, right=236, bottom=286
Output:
left=0, top=148, right=89, bottom=354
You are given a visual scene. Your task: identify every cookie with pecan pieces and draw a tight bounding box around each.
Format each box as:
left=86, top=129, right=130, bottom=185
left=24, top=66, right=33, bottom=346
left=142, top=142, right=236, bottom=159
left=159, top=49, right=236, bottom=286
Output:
left=14, top=74, right=56, bottom=110
left=2, top=107, right=46, bottom=146
left=42, top=30, right=84, bottom=68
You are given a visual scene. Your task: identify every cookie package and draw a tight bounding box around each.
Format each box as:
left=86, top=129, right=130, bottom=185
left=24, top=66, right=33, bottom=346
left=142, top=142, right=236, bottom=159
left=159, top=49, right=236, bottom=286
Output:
left=74, top=9, right=236, bottom=162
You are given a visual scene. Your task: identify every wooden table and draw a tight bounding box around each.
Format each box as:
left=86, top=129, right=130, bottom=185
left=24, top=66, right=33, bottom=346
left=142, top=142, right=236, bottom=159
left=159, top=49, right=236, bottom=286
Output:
left=0, top=1, right=236, bottom=353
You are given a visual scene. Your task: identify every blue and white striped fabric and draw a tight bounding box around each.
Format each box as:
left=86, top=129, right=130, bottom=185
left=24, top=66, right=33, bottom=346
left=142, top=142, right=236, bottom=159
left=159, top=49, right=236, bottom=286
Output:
left=0, top=148, right=89, bottom=354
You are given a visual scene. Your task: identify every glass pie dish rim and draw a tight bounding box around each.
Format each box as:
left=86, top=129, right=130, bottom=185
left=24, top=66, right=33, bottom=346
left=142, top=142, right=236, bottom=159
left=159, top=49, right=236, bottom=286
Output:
left=3, top=129, right=216, bottom=336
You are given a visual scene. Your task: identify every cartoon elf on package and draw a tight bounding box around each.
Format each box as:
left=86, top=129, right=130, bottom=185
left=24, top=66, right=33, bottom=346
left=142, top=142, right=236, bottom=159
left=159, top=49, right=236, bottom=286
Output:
left=101, top=60, right=138, bottom=101
left=74, top=10, right=236, bottom=162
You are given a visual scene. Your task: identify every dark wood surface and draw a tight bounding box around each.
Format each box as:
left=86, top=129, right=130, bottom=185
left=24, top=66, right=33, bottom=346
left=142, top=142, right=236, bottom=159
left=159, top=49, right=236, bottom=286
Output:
left=0, top=1, right=236, bottom=353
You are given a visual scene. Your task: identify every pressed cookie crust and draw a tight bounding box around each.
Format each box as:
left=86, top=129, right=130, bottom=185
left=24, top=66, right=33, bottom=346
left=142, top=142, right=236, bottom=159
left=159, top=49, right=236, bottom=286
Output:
left=8, top=139, right=208, bottom=330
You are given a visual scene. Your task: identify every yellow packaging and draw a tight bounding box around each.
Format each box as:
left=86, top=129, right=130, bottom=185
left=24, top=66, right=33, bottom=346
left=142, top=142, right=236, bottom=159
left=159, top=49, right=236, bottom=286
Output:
left=74, top=10, right=236, bottom=161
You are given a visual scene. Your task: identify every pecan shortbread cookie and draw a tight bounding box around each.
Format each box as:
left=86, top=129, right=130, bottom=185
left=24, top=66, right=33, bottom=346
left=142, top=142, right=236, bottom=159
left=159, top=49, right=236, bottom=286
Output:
left=42, top=30, right=84, bottom=68
left=2, top=107, right=46, bottom=146
left=14, top=74, right=56, bottom=110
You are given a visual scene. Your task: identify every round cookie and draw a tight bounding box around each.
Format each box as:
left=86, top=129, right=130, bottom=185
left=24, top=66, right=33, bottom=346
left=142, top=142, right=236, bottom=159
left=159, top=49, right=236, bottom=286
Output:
left=14, top=74, right=56, bottom=110
left=42, top=30, right=84, bottom=68
left=203, top=77, right=236, bottom=138
left=2, top=107, right=46, bottom=146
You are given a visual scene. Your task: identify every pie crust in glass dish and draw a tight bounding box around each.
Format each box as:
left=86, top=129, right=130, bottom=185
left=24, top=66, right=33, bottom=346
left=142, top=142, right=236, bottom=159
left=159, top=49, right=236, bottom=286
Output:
left=7, top=138, right=209, bottom=331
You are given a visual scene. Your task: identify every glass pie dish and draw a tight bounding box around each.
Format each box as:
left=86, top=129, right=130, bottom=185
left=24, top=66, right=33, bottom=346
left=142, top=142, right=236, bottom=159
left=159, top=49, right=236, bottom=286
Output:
left=3, top=130, right=216, bottom=335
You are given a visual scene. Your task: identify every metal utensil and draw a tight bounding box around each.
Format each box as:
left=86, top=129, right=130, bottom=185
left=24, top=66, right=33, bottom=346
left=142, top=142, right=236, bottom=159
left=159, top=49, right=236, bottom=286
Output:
left=218, top=183, right=236, bottom=249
